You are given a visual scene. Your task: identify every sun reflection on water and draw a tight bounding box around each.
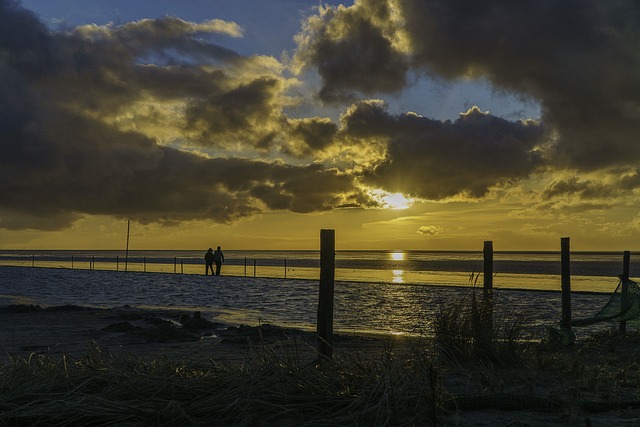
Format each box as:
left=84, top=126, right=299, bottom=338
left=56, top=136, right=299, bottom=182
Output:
left=392, top=269, right=404, bottom=283
left=390, top=251, right=406, bottom=261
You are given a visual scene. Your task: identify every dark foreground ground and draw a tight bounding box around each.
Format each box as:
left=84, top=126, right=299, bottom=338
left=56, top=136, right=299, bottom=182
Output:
left=2, top=304, right=640, bottom=426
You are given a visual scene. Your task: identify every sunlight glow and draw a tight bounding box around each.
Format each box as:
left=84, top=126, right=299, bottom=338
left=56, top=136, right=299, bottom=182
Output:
left=369, top=189, right=414, bottom=210
left=382, top=192, right=413, bottom=209
left=392, top=269, right=404, bottom=283
left=390, top=251, right=406, bottom=261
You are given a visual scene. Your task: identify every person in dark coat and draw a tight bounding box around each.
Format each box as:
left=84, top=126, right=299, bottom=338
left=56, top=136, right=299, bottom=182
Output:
left=213, top=246, right=224, bottom=276
left=204, top=248, right=214, bottom=275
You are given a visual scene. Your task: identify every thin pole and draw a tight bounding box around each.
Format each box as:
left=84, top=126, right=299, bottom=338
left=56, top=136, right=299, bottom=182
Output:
left=125, top=220, right=130, bottom=272
left=71, top=256, right=74, bottom=269
left=244, top=257, right=247, bottom=277
left=317, top=229, right=335, bottom=359
left=144, top=256, right=147, bottom=272
left=253, top=259, right=256, bottom=278
left=174, top=257, right=177, bottom=273
left=284, top=258, right=287, bottom=279
left=561, top=237, right=572, bottom=330
left=620, top=250, right=631, bottom=332
left=116, top=256, right=119, bottom=271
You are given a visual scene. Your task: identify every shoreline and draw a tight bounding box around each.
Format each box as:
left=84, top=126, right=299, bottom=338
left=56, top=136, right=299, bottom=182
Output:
left=0, top=303, right=419, bottom=365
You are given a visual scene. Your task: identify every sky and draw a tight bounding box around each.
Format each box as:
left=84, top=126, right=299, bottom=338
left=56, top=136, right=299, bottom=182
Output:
left=2, top=0, right=640, bottom=251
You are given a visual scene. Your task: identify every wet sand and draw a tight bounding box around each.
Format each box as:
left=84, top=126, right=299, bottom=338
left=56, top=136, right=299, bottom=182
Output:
left=0, top=304, right=413, bottom=365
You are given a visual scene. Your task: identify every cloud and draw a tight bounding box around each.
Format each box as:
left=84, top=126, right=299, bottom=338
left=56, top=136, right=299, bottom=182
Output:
left=0, top=0, right=370, bottom=230
left=293, top=2, right=409, bottom=102
left=417, top=225, right=442, bottom=236
left=340, top=102, right=545, bottom=199
left=297, top=0, right=640, bottom=171
left=6, top=0, right=638, bottom=233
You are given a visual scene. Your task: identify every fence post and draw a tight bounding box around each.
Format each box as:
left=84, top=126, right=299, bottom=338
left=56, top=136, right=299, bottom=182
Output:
left=483, top=241, right=494, bottom=341
left=32, top=254, right=35, bottom=267
left=174, top=257, right=177, bottom=273
left=284, top=258, right=287, bottom=279
left=253, top=259, right=256, bottom=278
left=561, top=237, right=572, bottom=331
left=620, top=250, right=631, bottom=332
left=71, top=256, right=74, bottom=269
left=117, top=256, right=119, bottom=271
left=317, top=229, right=335, bottom=360
left=244, top=257, right=247, bottom=277
left=144, top=257, right=147, bottom=272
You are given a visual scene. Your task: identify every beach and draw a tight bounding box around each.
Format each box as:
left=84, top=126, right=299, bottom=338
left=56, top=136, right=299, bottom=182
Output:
left=1, top=267, right=640, bottom=425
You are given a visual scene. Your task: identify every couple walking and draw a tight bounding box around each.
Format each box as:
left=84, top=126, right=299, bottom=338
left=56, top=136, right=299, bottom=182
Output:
left=205, top=246, right=224, bottom=276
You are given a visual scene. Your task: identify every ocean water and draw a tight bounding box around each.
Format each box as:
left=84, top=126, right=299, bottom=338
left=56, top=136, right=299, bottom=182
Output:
left=0, top=249, right=636, bottom=292
left=0, top=249, right=633, bottom=339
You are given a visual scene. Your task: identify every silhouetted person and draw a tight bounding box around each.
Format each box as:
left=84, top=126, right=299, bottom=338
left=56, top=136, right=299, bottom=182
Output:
left=213, top=246, right=224, bottom=276
left=204, top=248, right=214, bottom=275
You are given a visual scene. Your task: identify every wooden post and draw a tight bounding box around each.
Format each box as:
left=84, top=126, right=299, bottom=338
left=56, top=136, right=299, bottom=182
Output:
left=284, top=258, right=287, bottom=279
left=253, top=259, right=257, bottom=278
left=561, top=237, right=572, bottom=330
left=174, top=257, right=177, bottom=273
left=144, top=256, right=147, bottom=272
left=620, top=250, right=631, bottom=332
left=71, top=256, right=74, bottom=269
left=244, top=257, right=247, bottom=277
left=32, top=254, right=35, bottom=267
left=317, top=229, right=335, bottom=359
left=483, top=241, right=494, bottom=341
left=116, top=256, right=119, bottom=271
left=181, top=261, right=184, bottom=274
left=92, top=256, right=95, bottom=270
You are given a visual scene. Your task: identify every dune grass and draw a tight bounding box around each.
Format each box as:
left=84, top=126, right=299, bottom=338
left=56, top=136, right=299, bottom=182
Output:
left=0, top=339, right=449, bottom=426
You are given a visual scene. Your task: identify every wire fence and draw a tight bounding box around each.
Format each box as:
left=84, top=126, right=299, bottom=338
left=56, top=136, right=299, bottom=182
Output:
left=0, top=255, right=315, bottom=280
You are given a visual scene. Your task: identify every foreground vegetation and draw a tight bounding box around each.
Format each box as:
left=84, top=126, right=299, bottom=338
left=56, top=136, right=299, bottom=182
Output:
left=2, top=293, right=640, bottom=426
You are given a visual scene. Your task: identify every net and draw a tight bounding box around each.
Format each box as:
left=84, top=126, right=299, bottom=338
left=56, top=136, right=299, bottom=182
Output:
left=571, top=277, right=640, bottom=327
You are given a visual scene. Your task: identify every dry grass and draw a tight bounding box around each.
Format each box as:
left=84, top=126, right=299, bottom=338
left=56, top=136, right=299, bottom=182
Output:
left=0, top=340, right=447, bottom=426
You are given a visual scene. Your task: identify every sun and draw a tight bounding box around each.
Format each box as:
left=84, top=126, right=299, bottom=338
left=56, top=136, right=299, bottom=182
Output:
left=368, top=189, right=415, bottom=210
left=382, top=192, right=413, bottom=210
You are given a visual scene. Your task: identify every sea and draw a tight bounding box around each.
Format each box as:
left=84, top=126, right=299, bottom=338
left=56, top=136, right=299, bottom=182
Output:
left=0, top=249, right=637, bottom=339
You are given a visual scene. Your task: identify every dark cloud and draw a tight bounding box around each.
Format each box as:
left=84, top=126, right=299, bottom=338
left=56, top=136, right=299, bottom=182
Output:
left=294, top=2, right=409, bottom=102
left=185, top=76, right=286, bottom=149
left=0, top=0, right=369, bottom=230
left=400, top=0, right=640, bottom=170
left=0, top=104, right=364, bottom=228
left=284, top=118, right=338, bottom=157
left=341, top=102, right=544, bottom=198
left=298, top=0, right=640, bottom=171
left=542, top=176, right=616, bottom=200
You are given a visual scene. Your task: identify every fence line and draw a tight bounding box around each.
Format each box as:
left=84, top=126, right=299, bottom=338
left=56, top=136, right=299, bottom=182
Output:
left=0, top=251, right=634, bottom=292
left=0, top=254, right=298, bottom=280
